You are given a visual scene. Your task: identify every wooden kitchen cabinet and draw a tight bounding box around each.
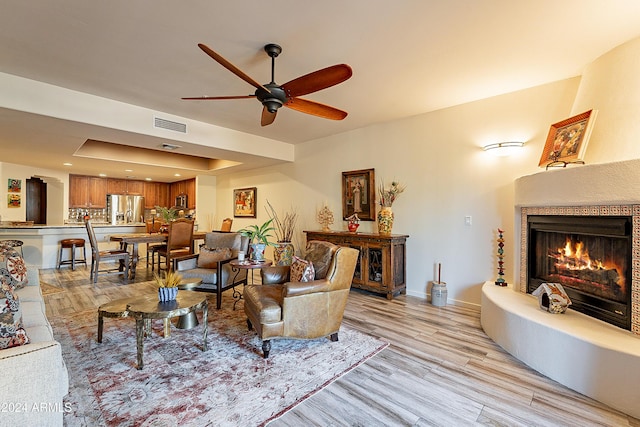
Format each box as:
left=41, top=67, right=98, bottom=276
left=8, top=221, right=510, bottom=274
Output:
left=106, top=178, right=143, bottom=195
left=304, top=230, right=408, bottom=300
left=143, top=182, right=171, bottom=208
left=87, top=177, right=107, bottom=207
left=69, top=175, right=89, bottom=208
left=126, top=180, right=144, bottom=195
left=69, top=175, right=107, bottom=208
left=170, top=178, right=196, bottom=209
left=184, top=178, right=195, bottom=209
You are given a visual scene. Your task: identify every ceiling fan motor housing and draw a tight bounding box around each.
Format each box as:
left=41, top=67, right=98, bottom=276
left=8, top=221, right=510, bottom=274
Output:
left=256, top=84, right=287, bottom=113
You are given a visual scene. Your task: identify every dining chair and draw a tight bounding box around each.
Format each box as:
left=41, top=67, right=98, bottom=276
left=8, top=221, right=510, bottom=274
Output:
left=221, top=218, right=233, bottom=232
left=145, top=219, right=164, bottom=269
left=85, top=220, right=130, bottom=283
left=156, top=218, right=194, bottom=271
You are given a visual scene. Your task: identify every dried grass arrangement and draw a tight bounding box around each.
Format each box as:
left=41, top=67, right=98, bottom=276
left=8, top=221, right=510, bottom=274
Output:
left=154, top=270, right=183, bottom=288
left=266, top=200, right=298, bottom=243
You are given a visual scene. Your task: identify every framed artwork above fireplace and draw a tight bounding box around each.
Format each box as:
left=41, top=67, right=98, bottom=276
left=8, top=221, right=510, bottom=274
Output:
left=538, top=109, right=598, bottom=168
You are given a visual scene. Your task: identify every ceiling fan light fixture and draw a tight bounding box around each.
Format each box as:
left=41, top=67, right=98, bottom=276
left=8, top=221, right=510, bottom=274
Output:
left=263, top=98, right=283, bottom=113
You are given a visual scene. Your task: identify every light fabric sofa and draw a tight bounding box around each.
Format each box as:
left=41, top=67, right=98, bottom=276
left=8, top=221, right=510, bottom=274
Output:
left=0, top=268, right=69, bottom=426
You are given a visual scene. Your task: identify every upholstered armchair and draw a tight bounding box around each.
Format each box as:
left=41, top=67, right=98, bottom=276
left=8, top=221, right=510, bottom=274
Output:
left=243, top=241, right=359, bottom=358
left=172, top=232, right=250, bottom=309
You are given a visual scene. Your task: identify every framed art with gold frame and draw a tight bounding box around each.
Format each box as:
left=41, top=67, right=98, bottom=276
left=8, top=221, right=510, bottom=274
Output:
left=538, top=110, right=598, bottom=168
left=233, top=187, right=257, bottom=218
left=342, top=168, right=375, bottom=221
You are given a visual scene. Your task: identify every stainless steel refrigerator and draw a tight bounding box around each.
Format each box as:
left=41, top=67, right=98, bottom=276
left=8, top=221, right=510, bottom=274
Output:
left=107, top=194, right=145, bottom=225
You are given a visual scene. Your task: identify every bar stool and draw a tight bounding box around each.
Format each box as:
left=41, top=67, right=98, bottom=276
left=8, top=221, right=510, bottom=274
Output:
left=57, top=238, right=87, bottom=270
left=0, top=239, right=24, bottom=256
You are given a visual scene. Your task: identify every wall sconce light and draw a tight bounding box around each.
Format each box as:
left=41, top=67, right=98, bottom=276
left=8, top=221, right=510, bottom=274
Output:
left=482, top=141, right=525, bottom=156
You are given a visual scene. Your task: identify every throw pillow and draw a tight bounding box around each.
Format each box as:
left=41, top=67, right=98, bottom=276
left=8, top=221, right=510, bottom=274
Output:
left=304, top=241, right=337, bottom=280
left=0, top=246, right=28, bottom=290
left=197, top=246, right=233, bottom=268
left=0, top=279, right=30, bottom=349
left=205, top=233, right=241, bottom=256
left=290, top=256, right=315, bottom=282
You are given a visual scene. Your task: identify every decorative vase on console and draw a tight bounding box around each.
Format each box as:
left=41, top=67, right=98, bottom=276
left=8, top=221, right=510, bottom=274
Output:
left=377, top=180, right=405, bottom=235
left=377, top=207, right=394, bottom=235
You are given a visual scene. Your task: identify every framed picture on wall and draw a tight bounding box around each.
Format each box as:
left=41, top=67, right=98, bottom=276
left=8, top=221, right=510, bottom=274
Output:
left=7, top=179, right=21, bottom=193
left=342, top=168, right=375, bottom=221
left=7, top=194, right=20, bottom=208
left=233, top=187, right=257, bottom=218
left=539, top=110, right=598, bottom=168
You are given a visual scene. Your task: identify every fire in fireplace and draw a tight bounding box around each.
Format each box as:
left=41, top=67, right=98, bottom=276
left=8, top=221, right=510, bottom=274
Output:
left=527, top=215, right=631, bottom=330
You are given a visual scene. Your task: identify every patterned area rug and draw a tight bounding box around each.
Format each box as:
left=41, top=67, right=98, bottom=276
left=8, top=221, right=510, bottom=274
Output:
left=51, top=301, right=387, bottom=427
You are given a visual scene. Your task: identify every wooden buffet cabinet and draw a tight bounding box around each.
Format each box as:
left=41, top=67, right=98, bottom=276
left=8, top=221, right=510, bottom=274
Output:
left=304, top=230, right=409, bottom=300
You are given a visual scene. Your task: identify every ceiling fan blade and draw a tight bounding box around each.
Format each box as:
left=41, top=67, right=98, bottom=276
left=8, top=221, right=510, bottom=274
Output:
left=285, top=97, right=348, bottom=120
left=198, top=43, right=270, bottom=93
left=182, top=95, right=255, bottom=100
left=261, top=107, right=277, bottom=126
left=282, top=64, right=352, bottom=98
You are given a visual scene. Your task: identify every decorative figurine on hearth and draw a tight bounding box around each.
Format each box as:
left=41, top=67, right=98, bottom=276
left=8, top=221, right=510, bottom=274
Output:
left=495, top=228, right=507, bottom=286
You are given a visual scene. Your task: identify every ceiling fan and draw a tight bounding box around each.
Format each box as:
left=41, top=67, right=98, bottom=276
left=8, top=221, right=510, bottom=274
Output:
left=183, top=43, right=353, bottom=126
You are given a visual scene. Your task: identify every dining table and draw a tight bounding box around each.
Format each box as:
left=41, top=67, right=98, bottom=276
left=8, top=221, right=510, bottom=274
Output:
left=110, top=230, right=207, bottom=278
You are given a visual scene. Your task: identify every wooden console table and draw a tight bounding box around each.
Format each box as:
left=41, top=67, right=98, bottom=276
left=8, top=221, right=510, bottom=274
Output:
left=304, top=230, right=408, bottom=300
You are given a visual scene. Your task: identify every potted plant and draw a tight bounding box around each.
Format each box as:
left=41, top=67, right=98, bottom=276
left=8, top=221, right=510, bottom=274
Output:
left=154, top=270, right=182, bottom=302
left=238, top=218, right=275, bottom=262
left=155, top=206, right=179, bottom=233
left=266, top=200, right=298, bottom=265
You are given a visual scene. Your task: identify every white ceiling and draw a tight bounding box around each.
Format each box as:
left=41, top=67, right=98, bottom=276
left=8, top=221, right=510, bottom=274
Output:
left=2, top=1, right=640, bottom=181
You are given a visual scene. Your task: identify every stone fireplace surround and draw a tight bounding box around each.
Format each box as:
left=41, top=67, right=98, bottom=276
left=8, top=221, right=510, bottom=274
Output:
left=481, top=159, right=640, bottom=419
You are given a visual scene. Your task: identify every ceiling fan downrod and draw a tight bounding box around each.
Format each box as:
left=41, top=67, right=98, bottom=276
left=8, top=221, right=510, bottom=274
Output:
left=258, top=43, right=286, bottom=112
left=264, top=43, right=282, bottom=85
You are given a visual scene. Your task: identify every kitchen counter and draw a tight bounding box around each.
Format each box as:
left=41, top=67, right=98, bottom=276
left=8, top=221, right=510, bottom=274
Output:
left=0, top=222, right=146, bottom=229
left=0, top=223, right=146, bottom=268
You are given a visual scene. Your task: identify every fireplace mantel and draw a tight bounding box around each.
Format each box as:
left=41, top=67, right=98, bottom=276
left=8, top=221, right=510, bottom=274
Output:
left=514, top=159, right=640, bottom=335
left=515, top=158, right=640, bottom=207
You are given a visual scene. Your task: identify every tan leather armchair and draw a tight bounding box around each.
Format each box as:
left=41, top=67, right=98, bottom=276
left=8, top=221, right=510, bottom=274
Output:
left=243, top=241, right=359, bottom=358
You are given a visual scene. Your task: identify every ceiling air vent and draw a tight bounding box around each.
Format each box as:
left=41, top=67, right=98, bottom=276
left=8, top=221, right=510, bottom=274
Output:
left=160, top=143, right=182, bottom=151
left=154, top=117, right=187, bottom=133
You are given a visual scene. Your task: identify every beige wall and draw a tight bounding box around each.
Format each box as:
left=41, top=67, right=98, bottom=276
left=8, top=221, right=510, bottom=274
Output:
left=571, top=36, right=640, bottom=164
left=215, top=77, right=581, bottom=307
left=0, top=162, right=68, bottom=225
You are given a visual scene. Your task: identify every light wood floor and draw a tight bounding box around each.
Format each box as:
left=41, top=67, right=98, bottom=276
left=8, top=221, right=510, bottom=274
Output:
left=40, top=265, right=640, bottom=427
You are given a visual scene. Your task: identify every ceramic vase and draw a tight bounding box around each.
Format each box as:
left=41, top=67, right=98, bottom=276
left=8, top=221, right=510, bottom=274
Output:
left=273, top=241, right=295, bottom=266
left=250, top=243, right=267, bottom=262
left=158, top=286, right=178, bottom=302
left=377, top=206, right=394, bottom=235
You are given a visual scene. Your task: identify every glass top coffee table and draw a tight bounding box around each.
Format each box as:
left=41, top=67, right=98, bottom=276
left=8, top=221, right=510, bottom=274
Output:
left=126, top=290, right=208, bottom=370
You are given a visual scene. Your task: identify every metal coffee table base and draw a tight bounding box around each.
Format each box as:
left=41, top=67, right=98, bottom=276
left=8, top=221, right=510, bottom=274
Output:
left=176, top=278, right=203, bottom=329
